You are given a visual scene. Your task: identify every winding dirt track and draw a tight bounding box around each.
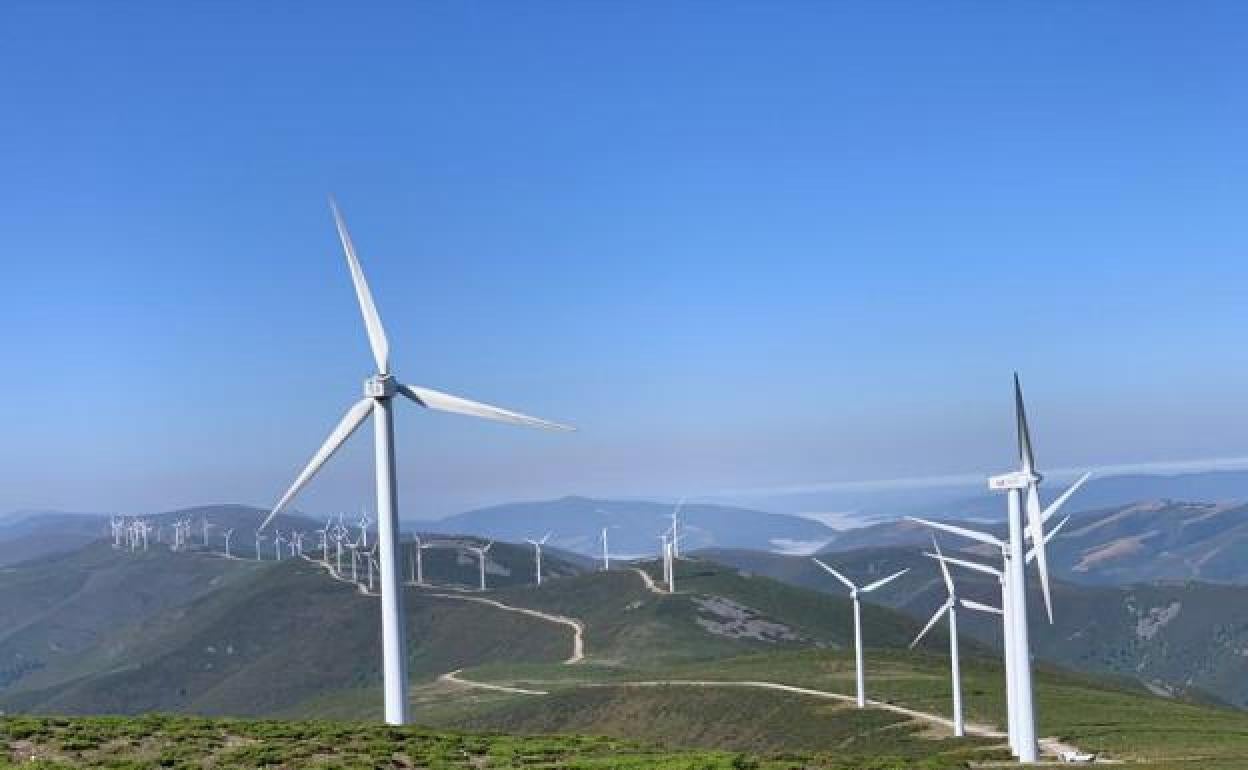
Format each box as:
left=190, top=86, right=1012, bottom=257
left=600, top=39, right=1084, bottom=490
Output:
left=306, top=554, right=1086, bottom=761
left=421, top=592, right=584, bottom=665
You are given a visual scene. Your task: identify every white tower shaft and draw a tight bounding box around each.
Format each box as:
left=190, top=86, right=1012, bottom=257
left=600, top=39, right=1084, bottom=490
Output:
left=949, top=605, right=963, bottom=737
left=1005, top=487, right=1037, bottom=761
left=373, top=398, right=409, bottom=725
left=853, top=595, right=865, bottom=708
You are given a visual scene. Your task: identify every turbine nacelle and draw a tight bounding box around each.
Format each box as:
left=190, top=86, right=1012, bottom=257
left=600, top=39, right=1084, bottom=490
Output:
left=364, top=374, right=396, bottom=399
left=988, top=470, right=1040, bottom=490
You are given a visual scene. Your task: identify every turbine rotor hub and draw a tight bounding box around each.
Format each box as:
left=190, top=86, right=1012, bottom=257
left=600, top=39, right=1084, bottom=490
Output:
left=364, top=374, right=396, bottom=399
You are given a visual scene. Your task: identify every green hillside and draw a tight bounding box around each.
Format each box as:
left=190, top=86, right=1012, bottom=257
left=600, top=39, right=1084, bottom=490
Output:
left=704, top=545, right=1248, bottom=708
left=3, top=542, right=1248, bottom=766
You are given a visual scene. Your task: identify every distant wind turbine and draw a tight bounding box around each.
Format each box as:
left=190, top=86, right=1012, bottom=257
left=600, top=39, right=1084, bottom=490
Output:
left=258, top=199, right=572, bottom=725
left=526, top=533, right=552, bottom=586
left=469, top=541, right=494, bottom=591
left=811, top=558, right=908, bottom=709
left=910, top=537, right=965, bottom=737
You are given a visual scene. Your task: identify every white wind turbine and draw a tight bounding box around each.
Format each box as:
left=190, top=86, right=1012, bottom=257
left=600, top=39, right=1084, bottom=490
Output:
left=254, top=530, right=266, bottom=561
left=811, top=558, right=909, bottom=709
left=910, top=537, right=965, bottom=737
left=316, top=517, right=332, bottom=563
left=906, top=375, right=1089, bottom=763
left=201, top=516, right=213, bottom=548
left=223, top=528, right=235, bottom=558
left=409, top=536, right=434, bottom=586
left=259, top=199, right=572, bottom=725
left=600, top=526, right=612, bottom=571
left=669, top=497, right=686, bottom=558
left=525, top=533, right=552, bottom=586
left=915, top=510, right=1075, bottom=757
left=469, top=541, right=494, bottom=591
left=273, top=531, right=286, bottom=561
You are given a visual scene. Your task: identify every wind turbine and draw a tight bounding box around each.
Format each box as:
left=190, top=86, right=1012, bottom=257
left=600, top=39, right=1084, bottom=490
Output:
left=259, top=199, right=572, bottom=725
left=811, top=558, right=908, bottom=709
left=525, top=533, right=552, bottom=586
left=223, top=528, right=235, bottom=558
left=316, top=517, right=332, bottom=563
left=916, top=511, right=1074, bottom=757
left=469, top=541, right=494, bottom=591
left=600, top=527, right=612, bottom=571
left=273, top=531, right=285, bottom=561
left=201, top=516, right=213, bottom=548
left=910, top=537, right=965, bottom=737
left=670, top=497, right=686, bottom=558
left=906, top=375, right=1089, bottom=763
left=254, top=530, right=266, bottom=561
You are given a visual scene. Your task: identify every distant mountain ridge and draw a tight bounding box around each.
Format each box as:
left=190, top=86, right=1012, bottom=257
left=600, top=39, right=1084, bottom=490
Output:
left=422, top=495, right=837, bottom=558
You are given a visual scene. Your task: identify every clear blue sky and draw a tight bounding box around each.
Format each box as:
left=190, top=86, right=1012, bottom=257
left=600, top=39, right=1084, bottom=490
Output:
left=3, top=2, right=1247, bottom=519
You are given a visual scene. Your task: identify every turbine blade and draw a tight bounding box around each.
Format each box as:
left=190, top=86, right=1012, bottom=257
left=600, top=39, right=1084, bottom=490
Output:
left=1041, top=471, right=1092, bottom=525
left=906, top=516, right=1004, bottom=548
left=1014, top=373, right=1035, bottom=474
left=329, top=197, right=390, bottom=374
left=910, top=600, right=951, bottom=649
left=924, top=551, right=1002, bottom=578
left=932, top=537, right=955, bottom=596
left=260, top=398, right=374, bottom=530
left=862, top=568, right=909, bottom=593
left=961, top=598, right=1003, bottom=615
left=1027, top=514, right=1071, bottom=565
left=541, top=532, right=552, bottom=543
left=398, top=383, right=573, bottom=431
left=811, top=558, right=857, bottom=591
left=1026, top=483, right=1055, bottom=623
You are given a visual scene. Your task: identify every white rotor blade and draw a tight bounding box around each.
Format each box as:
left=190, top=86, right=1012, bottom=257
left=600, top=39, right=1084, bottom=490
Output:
left=329, top=197, right=390, bottom=374
left=910, top=599, right=952, bottom=649
left=1026, top=483, right=1055, bottom=623
left=1014, top=373, right=1035, bottom=475
left=1041, top=471, right=1092, bottom=525
left=931, top=537, right=954, bottom=596
left=924, top=551, right=1002, bottom=578
left=541, top=532, right=552, bottom=544
left=961, top=598, right=1003, bottom=615
left=398, top=383, right=573, bottom=431
left=862, top=568, right=909, bottom=593
left=261, top=398, right=374, bottom=530
left=1027, top=514, right=1071, bottom=565
left=906, top=516, right=1004, bottom=548
left=811, top=558, right=857, bottom=591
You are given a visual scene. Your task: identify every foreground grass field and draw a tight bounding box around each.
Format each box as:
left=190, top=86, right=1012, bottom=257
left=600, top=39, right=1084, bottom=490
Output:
left=0, top=713, right=977, bottom=769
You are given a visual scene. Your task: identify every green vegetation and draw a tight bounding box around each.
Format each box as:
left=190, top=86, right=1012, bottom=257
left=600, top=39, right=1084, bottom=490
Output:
left=0, top=713, right=971, bottom=769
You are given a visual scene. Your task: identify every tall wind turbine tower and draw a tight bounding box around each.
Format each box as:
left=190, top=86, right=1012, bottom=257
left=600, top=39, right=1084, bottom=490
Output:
left=906, top=376, right=1088, bottom=763
left=260, top=198, right=572, bottom=726
left=811, top=558, right=908, bottom=709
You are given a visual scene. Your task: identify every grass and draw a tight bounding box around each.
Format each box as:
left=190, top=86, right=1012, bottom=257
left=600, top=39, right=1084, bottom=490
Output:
left=427, top=647, right=1248, bottom=767
left=0, top=713, right=973, bottom=770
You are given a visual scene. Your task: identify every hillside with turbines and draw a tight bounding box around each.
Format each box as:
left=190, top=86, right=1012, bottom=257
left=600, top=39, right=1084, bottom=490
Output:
left=0, top=533, right=1246, bottom=767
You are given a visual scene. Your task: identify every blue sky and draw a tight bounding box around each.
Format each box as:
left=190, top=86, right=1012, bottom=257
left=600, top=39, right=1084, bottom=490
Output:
left=3, top=2, right=1247, bottom=519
